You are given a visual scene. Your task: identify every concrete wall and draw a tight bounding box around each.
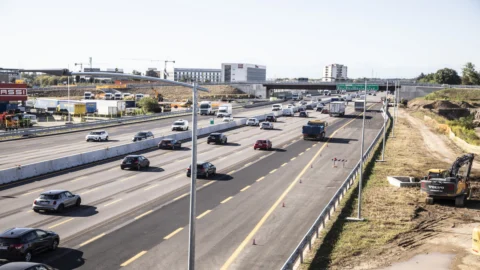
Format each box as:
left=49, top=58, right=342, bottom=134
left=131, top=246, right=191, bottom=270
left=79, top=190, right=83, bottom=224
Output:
left=234, top=84, right=266, bottom=98
left=399, top=86, right=443, bottom=101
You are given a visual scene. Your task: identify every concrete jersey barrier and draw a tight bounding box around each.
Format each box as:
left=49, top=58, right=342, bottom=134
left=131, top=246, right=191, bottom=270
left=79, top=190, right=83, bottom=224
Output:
left=0, top=114, right=264, bottom=185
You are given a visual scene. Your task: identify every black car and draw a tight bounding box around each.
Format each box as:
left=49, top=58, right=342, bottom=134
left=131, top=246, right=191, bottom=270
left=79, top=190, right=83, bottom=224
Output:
left=120, top=155, right=150, bottom=170
left=299, top=111, right=309, bottom=117
left=132, top=131, right=154, bottom=142
left=266, top=115, right=277, bottom=122
left=298, top=107, right=305, bottom=112
left=306, top=104, right=314, bottom=110
left=158, top=139, right=182, bottom=150
left=187, top=162, right=216, bottom=178
left=0, top=228, right=59, bottom=263
left=207, top=133, right=227, bottom=144
left=0, top=262, right=54, bottom=270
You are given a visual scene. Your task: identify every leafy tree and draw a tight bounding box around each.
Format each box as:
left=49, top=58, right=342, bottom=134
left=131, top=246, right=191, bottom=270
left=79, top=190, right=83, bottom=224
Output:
left=89, top=77, right=94, bottom=83
left=137, top=97, right=160, bottom=113
left=434, top=68, right=461, bottom=84
left=418, top=73, right=435, bottom=83
left=416, top=73, right=426, bottom=80
left=461, top=62, right=480, bottom=85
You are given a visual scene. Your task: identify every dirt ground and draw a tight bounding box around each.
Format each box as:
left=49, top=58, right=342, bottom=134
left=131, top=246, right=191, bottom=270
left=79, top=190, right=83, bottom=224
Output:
left=332, top=109, right=480, bottom=270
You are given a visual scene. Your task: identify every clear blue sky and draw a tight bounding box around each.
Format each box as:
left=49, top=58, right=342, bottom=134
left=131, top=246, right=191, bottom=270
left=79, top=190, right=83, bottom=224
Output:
left=1, top=0, right=479, bottom=79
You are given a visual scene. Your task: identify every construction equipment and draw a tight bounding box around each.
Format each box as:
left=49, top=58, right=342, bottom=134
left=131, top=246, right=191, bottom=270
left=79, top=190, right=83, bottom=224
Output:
left=153, top=89, right=164, bottom=102
left=0, top=111, right=19, bottom=131
left=420, top=153, right=475, bottom=207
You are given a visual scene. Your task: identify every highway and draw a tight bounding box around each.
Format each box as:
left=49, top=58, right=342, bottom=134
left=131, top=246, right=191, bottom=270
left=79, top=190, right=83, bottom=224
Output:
left=0, top=95, right=383, bottom=269
left=0, top=103, right=290, bottom=170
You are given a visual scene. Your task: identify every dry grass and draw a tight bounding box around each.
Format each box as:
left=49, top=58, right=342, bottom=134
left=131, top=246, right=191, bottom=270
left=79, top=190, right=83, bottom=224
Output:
left=302, top=114, right=450, bottom=270
left=424, top=88, right=480, bottom=101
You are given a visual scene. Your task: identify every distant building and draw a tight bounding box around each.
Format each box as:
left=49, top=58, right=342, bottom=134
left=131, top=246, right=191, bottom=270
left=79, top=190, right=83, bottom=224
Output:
left=221, top=63, right=266, bottom=82
left=174, top=68, right=222, bottom=83
left=322, top=64, right=348, bottom=82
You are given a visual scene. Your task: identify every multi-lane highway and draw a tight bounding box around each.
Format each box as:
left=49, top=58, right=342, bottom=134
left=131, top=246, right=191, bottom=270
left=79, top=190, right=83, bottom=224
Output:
left=0, top=104, right=288, bottom=170
left=0, top=95, right=383, bottom=269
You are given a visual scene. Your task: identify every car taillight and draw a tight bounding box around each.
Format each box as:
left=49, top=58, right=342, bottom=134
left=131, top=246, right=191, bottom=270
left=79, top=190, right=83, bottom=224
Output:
left=11, top=244, right=23, bottom=249
left=53, top=201, right=57, bottom=205
left=34, top=200, right=37, bottom=205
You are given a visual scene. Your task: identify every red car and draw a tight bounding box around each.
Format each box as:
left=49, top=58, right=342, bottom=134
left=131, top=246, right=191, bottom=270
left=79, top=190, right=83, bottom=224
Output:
left=254, top=139, right=272, bottom=150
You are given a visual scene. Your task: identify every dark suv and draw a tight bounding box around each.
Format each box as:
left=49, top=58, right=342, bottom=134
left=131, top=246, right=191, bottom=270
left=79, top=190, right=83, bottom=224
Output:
left=132, top=131, right=154, bottom=142
left=158, top=139, right=182, bottom=150
left=207, top=133, right=227, bottom=145
left=120, top=155, right=150, bottom=170
left=186, top=162, right=216, bottom=178
left=266, top=115, right=277, bottom=122
left=0, top=228, right=60, bottom=262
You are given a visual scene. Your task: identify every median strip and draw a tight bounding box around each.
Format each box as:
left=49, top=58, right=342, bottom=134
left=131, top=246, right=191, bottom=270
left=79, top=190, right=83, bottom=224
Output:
left=120, top=251, right=147, bottom=267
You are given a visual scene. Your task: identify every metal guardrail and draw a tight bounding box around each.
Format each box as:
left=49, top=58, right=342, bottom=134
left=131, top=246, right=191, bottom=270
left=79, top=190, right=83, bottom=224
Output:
left=0, top=109, right=193, bottom=138
left=280, top=108, right=391, bottom=270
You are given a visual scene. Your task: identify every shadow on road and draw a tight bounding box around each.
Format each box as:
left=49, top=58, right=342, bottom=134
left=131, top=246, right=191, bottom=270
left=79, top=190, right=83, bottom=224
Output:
left=39, top=205, right=98, bottom=217
left=42, top=248, right=85, bottom=270
left=223, top=142, right=241, bottom=147
left=341, top=115, right=373, bottom=119
left=328, top=138, right=358, bottom=144
left=87, top=139, right=121, bottom=143
left=272, top=148, right=287, bottom=152
left=212, top=173, right=234, bottom=181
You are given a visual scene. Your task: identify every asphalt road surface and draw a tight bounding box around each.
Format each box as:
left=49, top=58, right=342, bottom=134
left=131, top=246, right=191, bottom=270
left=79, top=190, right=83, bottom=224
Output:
left=0, top=95, right=382, bottom=269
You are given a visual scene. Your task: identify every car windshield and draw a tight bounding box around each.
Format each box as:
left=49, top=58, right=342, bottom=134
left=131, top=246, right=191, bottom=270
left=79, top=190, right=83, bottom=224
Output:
left=39, top=194, right=60, bottom=200
left=210, top=134, right=220, bottom=138
left=161, top=140, right=172, bottom=144
left=90, top=132, right=102, bottom=135
left=248, top=119, right=255, bottom=122
left=262, top=123, right=270, bottom=126
left=136, top=132, right=146, bottom=136
left=174, top=122, right=184, bottom=126
left=124, top=157, right=138, bottom=162
left=256, top=140, right=267, bottom=144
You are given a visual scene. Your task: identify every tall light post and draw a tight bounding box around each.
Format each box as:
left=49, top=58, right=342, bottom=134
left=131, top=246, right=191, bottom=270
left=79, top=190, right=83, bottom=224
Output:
left=347, top=80, right=367, bottom=222
left=67, top=65, right=71, bottom=123
left=391, top=81, right=397, bottom=138
left=377, top=81, right=388, bottom=162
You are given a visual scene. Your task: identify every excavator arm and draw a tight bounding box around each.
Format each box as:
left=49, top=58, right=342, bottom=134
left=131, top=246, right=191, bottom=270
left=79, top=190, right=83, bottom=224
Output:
left=449, top=153, right=475, bottom=180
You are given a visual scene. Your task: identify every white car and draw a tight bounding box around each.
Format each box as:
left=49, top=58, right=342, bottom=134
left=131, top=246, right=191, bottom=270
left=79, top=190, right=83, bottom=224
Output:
left=260, top=122, right=274, bottom=130
left=172, top=119, right=189, bottom=131
left=223, top=116, right=234, bottom=122
left=246, top=118, right=260, bottom=126
left=86, top=131, right=109, bottom=142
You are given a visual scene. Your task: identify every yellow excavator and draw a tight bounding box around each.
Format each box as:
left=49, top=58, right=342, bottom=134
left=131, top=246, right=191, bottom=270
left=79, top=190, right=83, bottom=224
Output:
left=421, top=154, right=474, bottom=207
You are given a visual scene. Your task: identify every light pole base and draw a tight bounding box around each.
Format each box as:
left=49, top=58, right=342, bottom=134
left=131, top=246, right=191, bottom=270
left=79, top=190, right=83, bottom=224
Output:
left=346, top=217, right=365, bottom=222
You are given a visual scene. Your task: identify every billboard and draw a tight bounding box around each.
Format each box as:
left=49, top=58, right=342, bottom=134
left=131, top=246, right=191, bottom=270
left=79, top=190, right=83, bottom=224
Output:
left=0, top=86, right=28, bottom=101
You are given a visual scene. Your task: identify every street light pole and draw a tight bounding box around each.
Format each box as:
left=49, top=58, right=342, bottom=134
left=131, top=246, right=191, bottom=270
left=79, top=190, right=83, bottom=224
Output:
left=392, top=81, right=396, bottom=138
left=67, top=70, right=71, bottom=123
left=377, top=81, right=387, bottom=162
left=188, top=82, right=198, bottom=270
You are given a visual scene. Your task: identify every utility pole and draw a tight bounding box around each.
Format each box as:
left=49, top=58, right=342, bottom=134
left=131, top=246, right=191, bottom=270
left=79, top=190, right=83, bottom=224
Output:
left=377, top=81, right=388, bottom=162
left=188, top=82, right=198, bottom=270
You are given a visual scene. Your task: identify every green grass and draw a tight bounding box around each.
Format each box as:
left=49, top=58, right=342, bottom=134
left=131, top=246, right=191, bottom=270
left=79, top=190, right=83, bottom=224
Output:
left=424, top=88, right=480, bottom=101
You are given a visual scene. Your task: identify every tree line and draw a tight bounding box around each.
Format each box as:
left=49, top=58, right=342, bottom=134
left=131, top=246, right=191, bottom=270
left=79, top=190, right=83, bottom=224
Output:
left=417, top=62, right=480, bottom=85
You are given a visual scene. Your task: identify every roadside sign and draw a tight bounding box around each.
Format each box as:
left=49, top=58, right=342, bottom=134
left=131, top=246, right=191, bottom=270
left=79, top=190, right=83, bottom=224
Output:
left=337, top=84, right=379, bottom=91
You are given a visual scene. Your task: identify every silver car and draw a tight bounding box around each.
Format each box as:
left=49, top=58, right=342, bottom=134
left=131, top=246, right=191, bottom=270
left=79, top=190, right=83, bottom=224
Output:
left=32, top=190, right=81, bottom=213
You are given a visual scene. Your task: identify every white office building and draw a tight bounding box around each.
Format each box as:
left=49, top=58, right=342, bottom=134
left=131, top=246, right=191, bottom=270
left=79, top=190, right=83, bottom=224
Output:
left=322, top=64, right=348, bottom=82
left=173, top=68, right=221, bottom=83
left=221, top=63, right=266, bottom=82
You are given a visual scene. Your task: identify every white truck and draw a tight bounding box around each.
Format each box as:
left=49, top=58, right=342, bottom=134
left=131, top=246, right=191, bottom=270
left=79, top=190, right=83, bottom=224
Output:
left=217, top=104, right=233, bottom=118
left=114, top=93, right=122, bottom=100
left=94, top=100, right=126, bottom=115
left=104, top=93, right=113, bottom=100
left=329, top=101, right=346, bottom=117
left=282, top=108, right=294, bottom=116
left=292, top=92, right=303, bottom=101
left=354, top=100, right=366, bottom=112
left=199, top=101, right=217, bottom=115
left=84, top=92, right=94, bottom=99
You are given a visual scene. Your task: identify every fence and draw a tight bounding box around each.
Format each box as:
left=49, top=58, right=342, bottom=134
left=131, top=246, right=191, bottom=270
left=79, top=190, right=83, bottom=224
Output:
left=280, top=107, right=391, bottom=270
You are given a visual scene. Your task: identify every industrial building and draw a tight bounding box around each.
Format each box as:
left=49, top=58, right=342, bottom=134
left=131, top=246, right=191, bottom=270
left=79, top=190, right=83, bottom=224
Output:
left=221, top=63, right=266, bottom=83
left=0, top=83, right=28, bottom=113
left=173, top=68, right=221, bottom=83
left=322, top=64, right=348, bottom=82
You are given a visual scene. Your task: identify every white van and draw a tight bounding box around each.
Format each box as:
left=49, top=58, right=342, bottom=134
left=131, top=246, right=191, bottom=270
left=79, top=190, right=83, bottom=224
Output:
left=171, top=119, right=189, bottom=131
left=272, top=104, right=283, bottom=111
left=282, top=108, right=294, bottom=116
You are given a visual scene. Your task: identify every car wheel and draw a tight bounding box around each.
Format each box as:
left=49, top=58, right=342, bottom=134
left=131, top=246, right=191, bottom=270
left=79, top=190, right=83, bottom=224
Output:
left=24, top=251, right=32, bottom=262
left=105, top=136, right=109, bottom=141
left=33, top=209, right=39, bottom=213
left=146, top=163, right=150, bottom=168
left=57, top=204, right=65, bottom=213
left=254, top=147, right=257, bottom=150
left=121, top=166, right=124, bottom=170
left=86, top=139, right=90, bottom=142
left=172, top=128, right=175, bottom=131
left=76, top=198, right=81, bottom=207
left=137, top=165, right=141, bottom=171
left=186, top=127, right=189, bottom=130
left=51, top=239, right=59, bottom=251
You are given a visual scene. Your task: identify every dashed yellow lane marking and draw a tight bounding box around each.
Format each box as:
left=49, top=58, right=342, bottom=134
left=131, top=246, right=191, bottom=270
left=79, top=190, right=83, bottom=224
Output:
left=291, top=157, right=296, bottom=161
left=173, top=193, right=189, bottom=201
left=196, top=210, right=212, bottom=219
left=256, top=177, right=265, bottom=182
left=221, top=196, right=233, bottom=204
left=270, top=169, right=277, bottom=174
left=120, top=251, right=147, bottom=267
left=144, top=184, right=159, bottom=191
left=164, top=228, right=184, bottom=240
left=48, top=218, right=74, bottom=229
left=134, top=210, right=153, bottom=220
left=240, top=186, right=251, bottom=192
left=281, top=163, right=288, bottom=167
left=79, top=233, right=106, bottom=247
left=104, top=199, right=122, bottom=207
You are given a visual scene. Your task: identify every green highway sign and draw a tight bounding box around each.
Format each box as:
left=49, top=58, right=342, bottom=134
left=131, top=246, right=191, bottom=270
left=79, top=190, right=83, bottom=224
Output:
left=337, top=84, right=379, bottom=91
